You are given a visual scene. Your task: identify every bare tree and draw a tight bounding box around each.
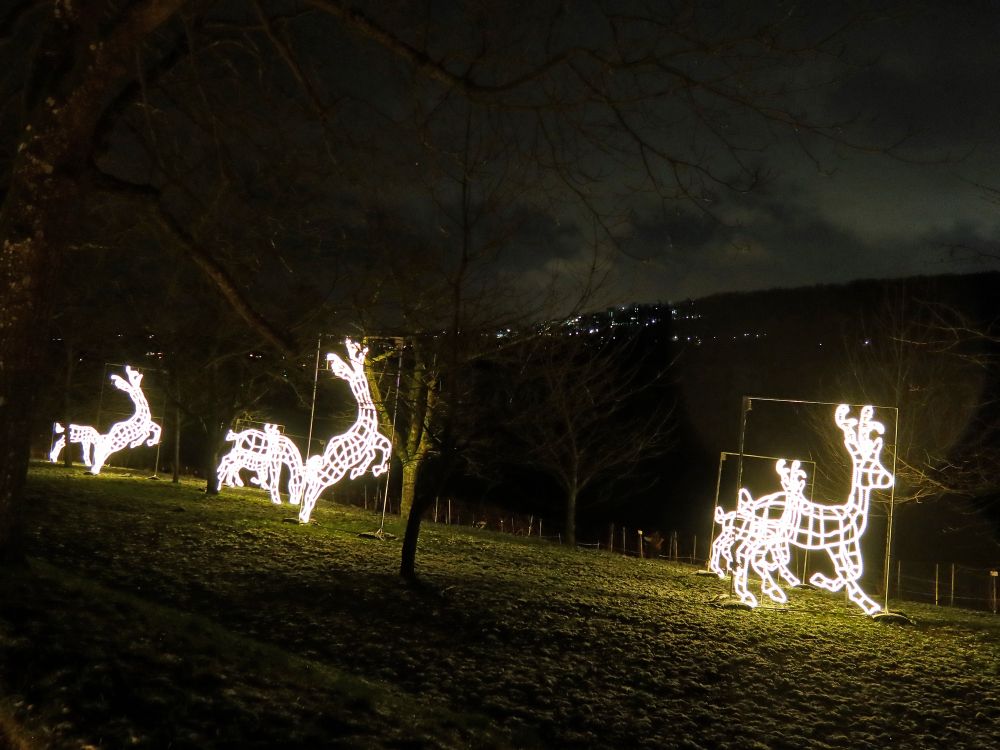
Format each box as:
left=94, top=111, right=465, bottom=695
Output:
left=491, top=330, right=674, bottom=547
left=824, top=285, right=1000, bottom=506
left=1, top=1, right=896, bottom=567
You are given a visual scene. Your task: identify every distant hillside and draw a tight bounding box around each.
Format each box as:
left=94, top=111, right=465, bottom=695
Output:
left=672, top=271, right=1000, bottom=446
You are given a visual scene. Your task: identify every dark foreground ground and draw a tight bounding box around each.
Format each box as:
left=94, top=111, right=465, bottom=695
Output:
left=1, top=464, right=999, bottom=748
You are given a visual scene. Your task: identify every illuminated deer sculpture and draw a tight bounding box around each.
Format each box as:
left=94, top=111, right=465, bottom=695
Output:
left=89, top=366, right=162, bottom=474
left=49, top=422, right=101, bottom=467
left=49, top=366, right=161, bottom=474
left=216, top=423, right=305, bottom=505
left=295, top=338, right=392, bottom=523
left=709, top=459, right=806, bottom=599
left=712, top=405, right=893, bottom=615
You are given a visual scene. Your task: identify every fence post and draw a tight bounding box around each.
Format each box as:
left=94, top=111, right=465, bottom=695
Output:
left=609, top=523, right=614, bottom=554
left=638, top=529, right=644, bottom=558
left=991, top=570, right=998, bottom=614
left=622, top=526, right=627, bottom=555
left=950, top=563, right=956, bottom=607
left=896, top=560, right=902, bottom=601
left=434, top=497, right=439, bottom=523
left=692, top=535, right=697, bottom=564
left=935, top=563, right=939, bottom=606
left=540, top=518, right=543, bottom=539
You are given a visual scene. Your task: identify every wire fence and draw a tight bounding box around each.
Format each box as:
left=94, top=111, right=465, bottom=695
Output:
left=575, top=526, right=1000, bottom=614
left=887, top=560, right=1000, bottom=613
left=229, top=480, right=1000, bottom=614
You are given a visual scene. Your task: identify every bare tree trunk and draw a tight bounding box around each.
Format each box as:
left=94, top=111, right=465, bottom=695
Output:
left=400, top=493, right=432, bottom=580
left=0, top=0, right=192, bottom=564
left=1, top=177, right=70, bottom=563
left=172, top=402, right=181, bottom=483
left=204, top=418, right=223, bottom=496
left=62, top=343, right=76, bottom=467
left=399, top=460, right=420, bottom=518
left=564, top=487, right=578, bottom=548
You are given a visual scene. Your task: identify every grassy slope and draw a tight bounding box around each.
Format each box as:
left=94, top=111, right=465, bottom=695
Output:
left=2, top=464, right=999, bottom=749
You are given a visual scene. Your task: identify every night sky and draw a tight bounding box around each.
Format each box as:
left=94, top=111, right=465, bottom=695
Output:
left=587, top=2, right=1000, bottom=305
left=7, top=2, right=997, bottom=320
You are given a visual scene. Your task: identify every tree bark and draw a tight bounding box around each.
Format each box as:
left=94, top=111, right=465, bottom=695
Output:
left=399, top=460, right=420, bottom=518
left=0, top=0, right=191, bottom=562
left=400, top=492, right=433, bottom=580
left=172, top=403, right=181, bottom=484
left=564, top=487, right=577, bottom=548
left=62, top=343, right=76, bottom=467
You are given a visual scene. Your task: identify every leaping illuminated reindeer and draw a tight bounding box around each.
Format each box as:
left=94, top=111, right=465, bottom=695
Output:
left=295, top=338, right=392, bottom=523
left=89, top=366, right=162, bottom=474
left=49, top=366, right=161, bottom=474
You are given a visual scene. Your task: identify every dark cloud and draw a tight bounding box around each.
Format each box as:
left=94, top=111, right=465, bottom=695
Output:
left=574, top=2, right=1000, bottom=305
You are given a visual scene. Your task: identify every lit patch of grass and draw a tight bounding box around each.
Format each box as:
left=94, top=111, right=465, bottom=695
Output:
left=8, top=461, right=1000, bottom=749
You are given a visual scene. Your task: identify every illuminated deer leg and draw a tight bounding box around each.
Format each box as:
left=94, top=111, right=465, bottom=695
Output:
left=286, top=466, right=304, bottom=506
left=298, top=456, right=328, bottom=522
left=757, top=550, right=788, bottom=604
left=79, top=434, right=94, bottom=466
left=371, top=436, right=392, bottom=476
left=349, top=445, right=376, bottom=479
left=836, top=545, right=880, bottom=615
left=265, top=452, right=285, bottom=505
left=217, top=453, right=249, bottom=490
left=775, top=551, right=801, bottom=588
left=732, top=539, right=759, bottom=607
left=808, top=568, right=842, bottom=591
left=49, top=427, right=66, bottom=463
left=709, top=509, right=736, bottom=577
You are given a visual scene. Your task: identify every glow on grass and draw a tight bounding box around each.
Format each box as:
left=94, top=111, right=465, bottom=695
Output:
left=50, top=366, right=161, bottom=474
left=217, top=423, right=304, bottom=505
left=711, top=405, right=893, bottom=615
left=296, top=338, right=392, bottom=523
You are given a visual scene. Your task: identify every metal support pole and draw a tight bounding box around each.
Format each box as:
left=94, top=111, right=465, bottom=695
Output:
left=707, top=453, right=725, bottom=569
left=731, top=397, right=751, bottom=594
left=151, top=386, right=167, bottom=478
left=882, top=407, right=900, bottom=612
left=305, top=335, right=322, bottom=460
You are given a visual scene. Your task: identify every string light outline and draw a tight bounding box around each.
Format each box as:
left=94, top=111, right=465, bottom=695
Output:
left=712, top=404, right=893, bottom=614
left=49, top=422, right=101, bottom=466
left=217, top=423, right=305, bottom=505
left=296, top=338, right=392, bottom=523
left=49, top=366, right=161, bottom=474
left=710, top=459, right=805, bottom=597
